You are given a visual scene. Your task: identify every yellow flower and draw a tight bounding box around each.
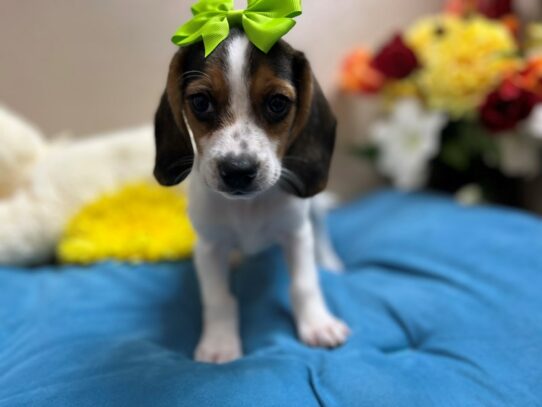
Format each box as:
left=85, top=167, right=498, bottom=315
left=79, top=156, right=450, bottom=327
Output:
left=58, top=183, right=196, bottom=264
left=407, top=15, right=462, bottom=57
left=406, top=15, right=519, bottom=117
left=526, top=23, right=542, bottom=57
left=381, top=79, right=420, bottom=106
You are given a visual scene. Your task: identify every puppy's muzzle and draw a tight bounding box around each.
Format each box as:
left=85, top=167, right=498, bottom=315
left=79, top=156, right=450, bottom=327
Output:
left=218, top=154, right=259, bottom=195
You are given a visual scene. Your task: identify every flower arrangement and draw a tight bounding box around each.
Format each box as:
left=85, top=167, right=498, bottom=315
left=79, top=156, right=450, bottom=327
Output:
left=341, top=0, right=542, bottom=207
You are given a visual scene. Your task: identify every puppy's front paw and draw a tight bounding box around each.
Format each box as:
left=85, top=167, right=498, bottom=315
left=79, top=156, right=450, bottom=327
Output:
left=194, top=332, right=242, bottom=364
left=298, top=314, right=351, bottom=349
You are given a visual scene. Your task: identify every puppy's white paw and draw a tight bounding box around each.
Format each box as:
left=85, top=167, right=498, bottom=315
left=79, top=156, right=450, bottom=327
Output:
left=319, top=253, right=345, bottom=274
left=194, top=332, right=243, bottom=364
left=298, top=314, right=351, bottom=348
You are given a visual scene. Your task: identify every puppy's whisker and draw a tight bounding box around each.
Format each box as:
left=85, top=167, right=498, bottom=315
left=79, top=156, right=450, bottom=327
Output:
left=182, top=70, right=206, bottom=77
left=280, top=177, right=301, bottom=196
left=181, top=74, right=206, bottom=81
left=282, top=156, right=310, bottom=164
left=281, top=158, right=308, bottom=195
left=167, top=156, right=194, bottom=171
left=280, top=168, right=306, bottom=196
left=281, top=168, right=303, bottom=187
left=181, top=70, right=211, bottom=82
left=173, top=168, right=192, bottom=185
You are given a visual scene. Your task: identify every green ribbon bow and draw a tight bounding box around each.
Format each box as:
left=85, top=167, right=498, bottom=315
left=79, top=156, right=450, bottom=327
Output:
left=172, top=0, right=302, bottom=57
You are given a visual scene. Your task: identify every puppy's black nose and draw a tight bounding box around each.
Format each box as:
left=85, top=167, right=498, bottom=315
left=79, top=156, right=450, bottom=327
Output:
left=218, top=155, right=259, bottom=192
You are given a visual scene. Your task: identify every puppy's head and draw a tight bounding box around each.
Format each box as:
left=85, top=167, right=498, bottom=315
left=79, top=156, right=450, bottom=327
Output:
left=154, top=29, right=336, bottom=199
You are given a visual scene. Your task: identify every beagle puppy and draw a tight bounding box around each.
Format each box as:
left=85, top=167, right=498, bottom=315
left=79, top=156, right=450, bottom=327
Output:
left=154, top=29, right=350, bottom=363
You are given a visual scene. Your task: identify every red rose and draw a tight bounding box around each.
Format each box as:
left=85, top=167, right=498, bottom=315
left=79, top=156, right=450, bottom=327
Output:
left=480, top=79, right=537, bottom=132
left=372, top=34, right=419, bottom=80
left=477, top=0, right=513, bottom=19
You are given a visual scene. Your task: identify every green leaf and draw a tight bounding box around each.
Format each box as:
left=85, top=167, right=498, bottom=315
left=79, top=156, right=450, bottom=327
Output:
left=439, top=120, right=498, bottom=171
left=441, top=140, right=471, bottom=171
left=353, top=145, right=379, bottom=161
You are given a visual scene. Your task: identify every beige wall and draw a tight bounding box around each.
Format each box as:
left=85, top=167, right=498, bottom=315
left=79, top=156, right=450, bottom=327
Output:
left=0, top=0, right=442, bottom=137
left=0, top=0, right=444, bottom=197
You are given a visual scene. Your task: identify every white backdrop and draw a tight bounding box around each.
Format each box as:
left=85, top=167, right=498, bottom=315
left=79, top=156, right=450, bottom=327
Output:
left=0, top=0, right=442, bottom=137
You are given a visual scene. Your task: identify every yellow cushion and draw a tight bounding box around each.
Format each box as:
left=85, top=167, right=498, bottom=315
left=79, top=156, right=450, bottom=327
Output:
left=58, top=183, right=196, bottom=264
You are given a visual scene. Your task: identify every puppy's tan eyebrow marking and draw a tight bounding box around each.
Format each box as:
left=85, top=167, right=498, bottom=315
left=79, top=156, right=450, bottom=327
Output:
left=264, top=83, right=296, bottom=99
left=184, top=64, right=230, bottom=107
left=250, top=64, right=296, bottom=101
left=185, top=81, right=212, bottom=96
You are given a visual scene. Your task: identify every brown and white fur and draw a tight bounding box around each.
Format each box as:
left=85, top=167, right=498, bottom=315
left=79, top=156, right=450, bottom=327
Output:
left=154, top=30, right=349, bottom=364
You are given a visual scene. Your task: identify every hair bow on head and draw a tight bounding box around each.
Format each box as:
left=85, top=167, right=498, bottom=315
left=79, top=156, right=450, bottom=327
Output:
left=172, top=0, right=303, bottom=57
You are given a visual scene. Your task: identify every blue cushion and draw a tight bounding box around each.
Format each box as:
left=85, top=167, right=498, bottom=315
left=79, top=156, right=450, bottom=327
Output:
left=1, top=191, right=542, bottom=406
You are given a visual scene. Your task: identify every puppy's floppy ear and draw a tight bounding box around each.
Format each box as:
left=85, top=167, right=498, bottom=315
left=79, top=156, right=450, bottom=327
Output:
left=283, top=51, right=337, bottom=198
left=154, top=50, right=194, bottom=186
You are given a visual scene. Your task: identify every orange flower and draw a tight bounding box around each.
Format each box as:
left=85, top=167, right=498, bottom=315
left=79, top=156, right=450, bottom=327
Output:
left=517, top=58, right=542, bottom=100
left=444, top=0, right=477, bottom=15
left=500, top=15, right=520, bottom=38
left=341, top=49, right=385, bottom=94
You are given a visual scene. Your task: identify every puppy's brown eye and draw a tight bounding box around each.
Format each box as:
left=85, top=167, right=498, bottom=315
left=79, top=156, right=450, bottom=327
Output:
left=265, top=95, right=291, bottom=121
left=189, top=93, right=214, bottom=119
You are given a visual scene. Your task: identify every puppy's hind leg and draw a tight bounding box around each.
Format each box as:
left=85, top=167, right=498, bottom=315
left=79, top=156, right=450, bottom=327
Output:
left=310, top=194, right=344, bottom=273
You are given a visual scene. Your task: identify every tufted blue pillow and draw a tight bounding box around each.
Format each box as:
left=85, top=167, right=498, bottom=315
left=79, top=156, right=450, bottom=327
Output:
left=1, top=191, right=541, bottom=406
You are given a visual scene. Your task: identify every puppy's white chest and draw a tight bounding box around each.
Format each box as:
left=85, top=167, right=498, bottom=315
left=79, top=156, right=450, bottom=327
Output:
left=189, top=181, right=309, bottom=255
left=227, top=201, right=294, bottom=254
left=228, top=209, right=278, bottom=254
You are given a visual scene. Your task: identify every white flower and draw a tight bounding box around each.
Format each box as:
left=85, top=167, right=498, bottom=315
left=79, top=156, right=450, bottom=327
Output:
left=526, top=104, right=542, bottom=139
left=503, top=104, right=542, bottom=178
left=455, top=184, right=484, bottom=206
left=498, top=133, right=540, bottom=178
left=369, top=99, right=446, bottom=190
